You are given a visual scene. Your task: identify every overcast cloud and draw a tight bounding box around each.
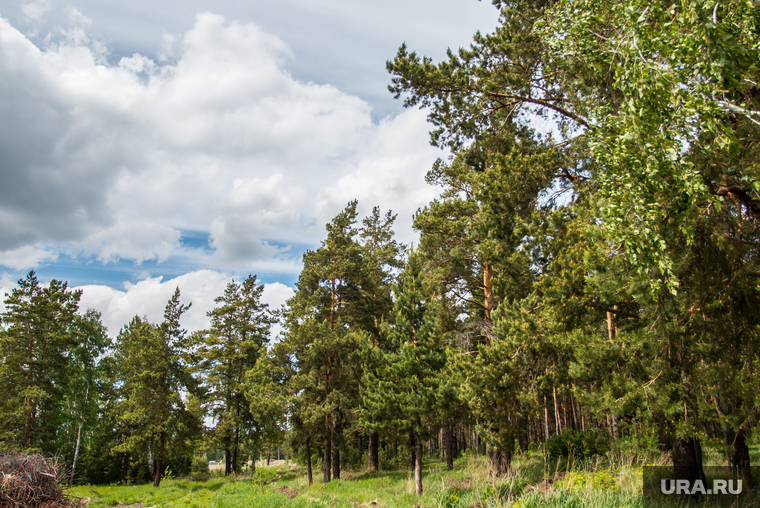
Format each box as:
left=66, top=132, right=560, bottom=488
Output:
left=0, top=1, right=499, bottom=335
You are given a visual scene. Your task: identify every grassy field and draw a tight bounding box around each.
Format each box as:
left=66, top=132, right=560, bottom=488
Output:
left=67, top=445, right=760, bottom=508
left=68, top=450, right=654, bottom=508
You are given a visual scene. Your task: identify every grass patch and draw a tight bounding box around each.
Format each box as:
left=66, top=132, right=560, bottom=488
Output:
left=69, top=478, right=227, bottom=507
left=69, top=453, right=648, bottom=508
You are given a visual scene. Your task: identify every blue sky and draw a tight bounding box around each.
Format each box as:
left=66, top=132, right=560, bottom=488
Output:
left=0, top=0, right=499, bottom=335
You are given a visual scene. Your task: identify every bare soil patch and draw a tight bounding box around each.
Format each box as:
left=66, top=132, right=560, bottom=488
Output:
left=273, top=485, right=299, bottom=499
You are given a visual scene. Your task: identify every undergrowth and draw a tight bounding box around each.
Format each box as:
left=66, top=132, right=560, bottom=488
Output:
left=70, top=442, right=754, bottom=508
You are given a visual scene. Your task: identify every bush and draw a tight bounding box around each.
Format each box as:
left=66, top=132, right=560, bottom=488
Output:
left=611, top=428, right=660, bottom=463
left=556, top=471, right=617, bottom=491
left=544, top=428, right=610, bottom=459
left=191, top=455, right=209, bottom=475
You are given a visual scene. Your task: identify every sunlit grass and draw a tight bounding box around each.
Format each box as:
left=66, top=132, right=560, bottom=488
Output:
left=67, top=450, right=653, bottom=508
left=69, top=478, right=227, bottom=507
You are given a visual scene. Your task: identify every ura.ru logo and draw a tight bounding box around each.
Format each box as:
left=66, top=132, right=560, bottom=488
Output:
left=661, top=479, right=742, bottom=495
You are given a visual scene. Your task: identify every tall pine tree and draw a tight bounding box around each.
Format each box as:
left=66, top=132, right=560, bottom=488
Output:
left=0, top=271, right=83, bottom=453
left=195, top=275, right=273, bottom=475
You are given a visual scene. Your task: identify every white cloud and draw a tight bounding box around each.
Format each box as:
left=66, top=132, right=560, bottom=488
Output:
left=76, top=270, right=293, bottom=339
left=84, top=220, right=181, bottom=264
left=0, top=244, right=57, bottom=270
left=261, top=281, right=294, bottom=342
left=77, top=270, right=231, bottom=337
left=118, top=53, right=157, bottom=75
left=0, top=12, right=442, bottom=274
left=261, top=281, right=294, bottom=311
left=0, top=273, right=18, bottom=315
left=21, top=1, right=50, bottom=22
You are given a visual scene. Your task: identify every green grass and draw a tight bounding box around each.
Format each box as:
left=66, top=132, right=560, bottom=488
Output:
left=68, top=453, right=648, bottom=508
left=69, top=438, right=760, bottom=507
left=69, top=478, right=227, bottom=507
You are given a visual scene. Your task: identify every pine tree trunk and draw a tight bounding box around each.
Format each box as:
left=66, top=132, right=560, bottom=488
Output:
left=517, top=417, right=528, bottom=453
left=489, top=450, right=501, bottom=477
left=225, top=448, right=232, bottom=476
left=306, top=437, right=313, bottom=486
left=714, top=396, right=732, bottom=468
left=153, top=432, right=165, bottom=487
left=723, top=426, right=733, bottom=468
left=153, top=458, right=161, bottom=487
left=732, top=428, right=753, bottom=488
left=122, top=454, right=129, bottom=484
left=232, top=397, right=241, bottom=473
left=322, top=421, right=332, bottom=483
left=357, top=434, right=363, bottom=469
left=527, top=415, right=534, bottom=443
left=332, top=431, right=341, bottom=480
left=732, top=428, right=750, bottom=470
left=232, top=428, right=240, bottom=474
left=571, top=395, right=578, bottom=431
left=408, top=430, right=416, bottom=471
left=443, top=422, right=454, bottom=471
left=607, top=310, right=614, bottom=340
left=483, top=262, right=495, bottom=326
left=672, top=437, right=706, bottom=495
left=543, top=398, right=550, bottom=439
left=414, top=430, right=423, bottom=496
left=562, top=395, right=569, bottom=431
left=368, top=431, right=379, bottom=472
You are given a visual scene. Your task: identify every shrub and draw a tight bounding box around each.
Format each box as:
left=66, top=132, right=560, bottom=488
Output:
left=191, top=455, right=209, bottom=475
left=544, top=428, right=610, bottom=459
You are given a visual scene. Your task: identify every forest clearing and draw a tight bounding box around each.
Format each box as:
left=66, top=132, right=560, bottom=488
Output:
left=67, top=442, right=760, bottom=508
left=68, top=453, right=643, bottom=508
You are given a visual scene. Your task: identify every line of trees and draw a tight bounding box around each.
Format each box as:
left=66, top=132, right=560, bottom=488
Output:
left=0, top=274, right=275, bottom=486
left=1, top=0, right=759, bottom=496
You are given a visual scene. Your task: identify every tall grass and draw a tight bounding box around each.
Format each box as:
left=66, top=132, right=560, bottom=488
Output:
left=68, top=444, right=672, bottom=508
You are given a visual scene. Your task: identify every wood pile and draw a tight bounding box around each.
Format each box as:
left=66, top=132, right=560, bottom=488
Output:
left=0, top=452, right=77, bottom=508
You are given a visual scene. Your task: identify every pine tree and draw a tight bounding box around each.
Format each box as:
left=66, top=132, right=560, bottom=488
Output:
left=358, top=206, right=405, bottom=472
left=276, top=201, right=369, bottom=482
left=195, top=275, right=273, bottom=475
left=0, top=271, right=83, bottom=453
left=112, top=288, right=201, bottom=487
left=361, top=252, right=445, bottom=495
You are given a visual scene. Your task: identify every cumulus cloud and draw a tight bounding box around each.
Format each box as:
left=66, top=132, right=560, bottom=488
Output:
left=260, top=281, right=294, bottom=310
left=0, top=245, right=58, bottom=270
left=84, top=220, right=181, bottom=264
left=0, top=273, right=19, bottom=314
left=0, top=12, right=441, bottom=275
left=76, top=270, right=294, bottom=338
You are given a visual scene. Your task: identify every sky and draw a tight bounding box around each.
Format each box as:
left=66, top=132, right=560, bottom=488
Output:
left=0, top=0, right=501, bottom=337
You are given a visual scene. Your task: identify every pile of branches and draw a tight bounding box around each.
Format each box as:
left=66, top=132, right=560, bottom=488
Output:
left=0, top=452, right=77, bottom=508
